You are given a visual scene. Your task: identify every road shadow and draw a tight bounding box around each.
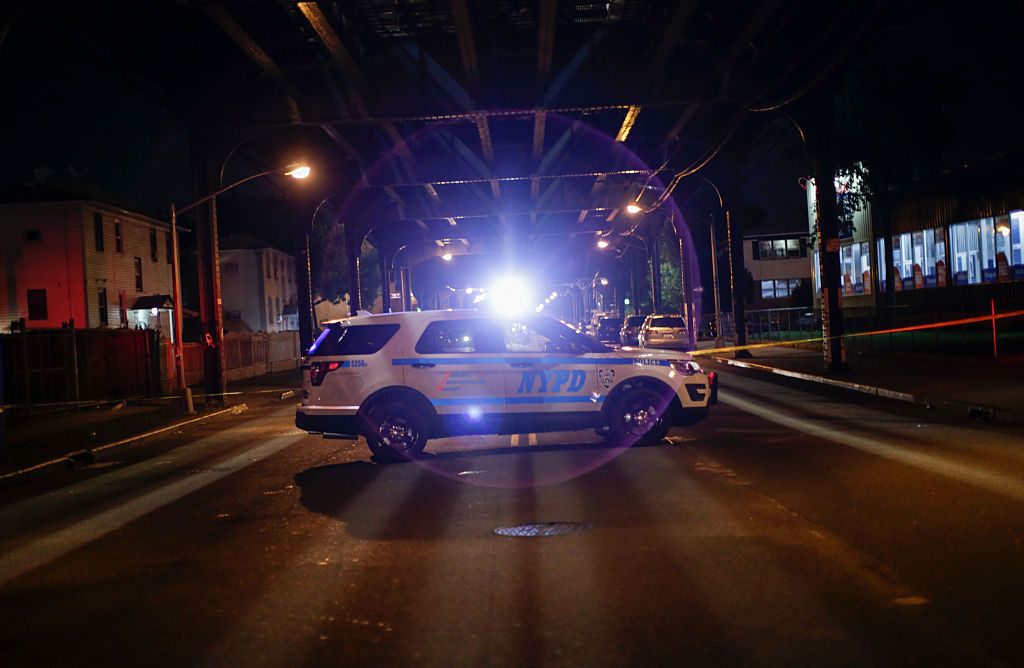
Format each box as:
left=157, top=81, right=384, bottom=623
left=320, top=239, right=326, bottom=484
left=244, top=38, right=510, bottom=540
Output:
left=293, top=436, right=664, bottom=539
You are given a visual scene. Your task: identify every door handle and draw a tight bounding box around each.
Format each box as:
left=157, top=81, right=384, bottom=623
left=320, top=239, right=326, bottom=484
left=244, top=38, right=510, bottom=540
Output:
left=411, top=362, right=436, bottom=368
left=509, top=361, right=535, bottom=368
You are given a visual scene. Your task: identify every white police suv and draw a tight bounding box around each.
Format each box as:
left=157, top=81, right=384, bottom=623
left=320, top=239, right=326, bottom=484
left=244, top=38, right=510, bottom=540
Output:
left=296, top=310, right=716, bottom=461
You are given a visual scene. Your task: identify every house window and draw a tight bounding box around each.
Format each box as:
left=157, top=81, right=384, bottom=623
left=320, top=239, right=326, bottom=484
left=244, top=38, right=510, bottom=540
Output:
left=98, top=288, right=108, bottom=326
left=94, top=213, right=104, bottom=251
left=265, top=255, right=271, bottom=278
left=134, top=257, right=143, bottom=291
left=165, top=232, right=172, bottom=264
left=25, top=229, right=41, bottom=242
left=115, top=222, right=124, bottom=253
left=273, top=256, right=279, bottom=279
left=275, top=297, right=280, bottom=321
left=267, top=297, right=274, bottom=326
left=27, top=289, right=47, bottom=320
left=150, top=229, right=158, bottom=262
left=760, top=279, right=802, bottom=300
left=226, top=310, right=242, bottom=320
left=119, top=290, right=127, bottom=326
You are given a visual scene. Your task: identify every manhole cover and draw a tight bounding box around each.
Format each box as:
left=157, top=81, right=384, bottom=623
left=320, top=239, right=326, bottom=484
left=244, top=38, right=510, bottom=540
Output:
left=494, top=522, right=593, bottom=537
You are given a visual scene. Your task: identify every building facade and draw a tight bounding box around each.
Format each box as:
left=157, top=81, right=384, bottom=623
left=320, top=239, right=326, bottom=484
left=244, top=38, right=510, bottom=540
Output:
left=0, top=200, right=174, bottom=333
left=743, top=232, right=813, bottom=309
left=806, top=156, right=1024, bottom=319
left=220, top=237, right=299, bottom=333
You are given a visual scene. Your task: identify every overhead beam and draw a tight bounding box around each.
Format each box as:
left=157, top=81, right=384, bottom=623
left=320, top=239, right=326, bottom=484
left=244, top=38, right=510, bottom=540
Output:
left=615, top=105, right=641, bottom=142
left=203, top=5, right=301, bottom=122
left=450, top=0, right=481, bottom=94
left=649, top=1, right=698, bottom=74
left=450, top=0, right=503, bottom=223
left=296, top=0, right=437, bottom=212
left=535, top=0, right=558, bottom=92
left=661, top=0, right=783, bottom=148
left=296, top=1, right=369, bottom=116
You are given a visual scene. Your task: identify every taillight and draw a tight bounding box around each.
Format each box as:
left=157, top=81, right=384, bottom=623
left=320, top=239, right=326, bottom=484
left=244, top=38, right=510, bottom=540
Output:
left=309, top=361, right=341, bottom=386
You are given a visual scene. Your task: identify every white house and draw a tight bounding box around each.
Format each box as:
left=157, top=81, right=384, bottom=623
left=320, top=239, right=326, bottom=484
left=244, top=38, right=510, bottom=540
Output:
left=220, top=234, right=299, bottom=333
left=0, top=192, right=174, bottom=334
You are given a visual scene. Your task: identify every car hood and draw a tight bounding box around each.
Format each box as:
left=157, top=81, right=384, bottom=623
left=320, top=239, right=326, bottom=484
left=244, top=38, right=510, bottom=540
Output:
left=603, top=347, right=694, bottom=362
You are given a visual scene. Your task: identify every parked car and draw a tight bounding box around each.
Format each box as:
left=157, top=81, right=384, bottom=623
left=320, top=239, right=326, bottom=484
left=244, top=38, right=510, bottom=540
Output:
left=594, top=316, right=623, bottom=343
left=639, top=314, right=691, bottom=351
left=296, top=310, right=714, bottom=461
left=620, top=315, right=647, bottom=346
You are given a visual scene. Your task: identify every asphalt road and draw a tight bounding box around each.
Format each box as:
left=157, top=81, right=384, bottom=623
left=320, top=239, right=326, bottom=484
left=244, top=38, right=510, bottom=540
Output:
left=2, top=368, right=1024, bottom=666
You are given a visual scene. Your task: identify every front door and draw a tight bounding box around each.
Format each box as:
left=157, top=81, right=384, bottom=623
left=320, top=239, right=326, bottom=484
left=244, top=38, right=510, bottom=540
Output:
left=499, top=318, right=602, bottom=423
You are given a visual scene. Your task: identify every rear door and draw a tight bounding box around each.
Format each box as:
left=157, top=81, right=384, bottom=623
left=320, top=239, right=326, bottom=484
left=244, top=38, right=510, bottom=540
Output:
left=400, top=317, right=507, bottom=431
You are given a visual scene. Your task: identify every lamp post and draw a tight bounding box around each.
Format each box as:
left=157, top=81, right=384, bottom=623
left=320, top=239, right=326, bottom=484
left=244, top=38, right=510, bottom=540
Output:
left=170, top=162, right=310, bottom=413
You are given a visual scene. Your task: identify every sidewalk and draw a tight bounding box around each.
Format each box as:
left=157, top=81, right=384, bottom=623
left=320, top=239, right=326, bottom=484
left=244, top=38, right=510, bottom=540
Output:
left=0, top=369, right=303, bottom=474
left=696, top=341, right=1024, bottom=423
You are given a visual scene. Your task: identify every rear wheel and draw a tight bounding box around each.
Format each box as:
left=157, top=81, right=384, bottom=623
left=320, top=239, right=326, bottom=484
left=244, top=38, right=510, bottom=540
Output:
left=363, top=400, right=428, bottom=462
left=607, top=386, right=671, bottom=445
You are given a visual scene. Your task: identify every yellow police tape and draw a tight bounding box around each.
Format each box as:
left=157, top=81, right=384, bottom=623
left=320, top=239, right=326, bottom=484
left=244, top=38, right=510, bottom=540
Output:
left=690, top=308, right=1024, bottom=358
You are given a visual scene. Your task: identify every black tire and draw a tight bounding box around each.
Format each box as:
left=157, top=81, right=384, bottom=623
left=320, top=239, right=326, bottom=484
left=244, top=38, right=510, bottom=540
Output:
left=607, top=386, right=672, bottom=445
left=362, top=400, right=428, bottom=462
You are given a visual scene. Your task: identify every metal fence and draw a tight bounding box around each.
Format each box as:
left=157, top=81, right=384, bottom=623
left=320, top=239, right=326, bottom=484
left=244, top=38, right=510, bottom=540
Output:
left=744, top=301, right=1024, bottom=357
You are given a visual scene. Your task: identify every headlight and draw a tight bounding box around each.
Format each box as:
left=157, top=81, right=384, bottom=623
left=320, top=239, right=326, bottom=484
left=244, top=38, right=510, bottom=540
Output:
left=669, top=360, right=702, bottom=375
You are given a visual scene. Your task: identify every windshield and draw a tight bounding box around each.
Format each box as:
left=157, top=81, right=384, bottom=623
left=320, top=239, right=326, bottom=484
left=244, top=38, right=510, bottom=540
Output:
left=650, top=317, right=686, bottom=328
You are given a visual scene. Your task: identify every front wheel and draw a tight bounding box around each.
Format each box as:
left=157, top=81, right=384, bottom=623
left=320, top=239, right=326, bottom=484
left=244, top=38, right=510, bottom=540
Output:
left=362, top=401, right=428, bottom=462
left=607, top=386, right=671, bottom=445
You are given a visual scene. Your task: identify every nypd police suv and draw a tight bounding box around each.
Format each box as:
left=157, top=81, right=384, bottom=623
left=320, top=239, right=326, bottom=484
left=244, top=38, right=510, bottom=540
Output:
left=296, top=310, right=716, bottom=461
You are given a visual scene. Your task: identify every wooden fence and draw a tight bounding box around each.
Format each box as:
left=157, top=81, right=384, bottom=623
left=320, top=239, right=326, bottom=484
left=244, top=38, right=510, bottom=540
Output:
left=1, top=328, right=158, bottom=405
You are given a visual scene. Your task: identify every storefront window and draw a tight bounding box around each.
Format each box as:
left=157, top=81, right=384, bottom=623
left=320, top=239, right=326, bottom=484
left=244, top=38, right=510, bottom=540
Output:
left=876, top=238, right=887, bottom=291
left=1010, top=211, right=1024, bottom=278
left=892, top=227, right=945, bottom=289
left=840, top=241, right=871, bottom=295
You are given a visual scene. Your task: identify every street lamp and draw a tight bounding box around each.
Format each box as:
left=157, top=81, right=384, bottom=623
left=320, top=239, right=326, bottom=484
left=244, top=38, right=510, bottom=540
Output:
left=169, top=162, right=311, bottom=413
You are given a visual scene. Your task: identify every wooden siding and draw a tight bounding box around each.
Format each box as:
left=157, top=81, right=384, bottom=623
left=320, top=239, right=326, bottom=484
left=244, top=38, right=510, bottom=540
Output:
left=80, top=204, right=173, bottom=329
left=0, top=203, right=87, bottom=329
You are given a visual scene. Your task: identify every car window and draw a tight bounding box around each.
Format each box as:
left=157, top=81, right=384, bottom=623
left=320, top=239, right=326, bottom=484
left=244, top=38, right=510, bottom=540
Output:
left=599, top=318, right=622, bottom=328
left=626, top=316, right=645, bottom=326
left=502, top=320, right=560, bottom=353
left=651, top=317, right=686, bottom=328
left=415, top=319, right=506, bottom=354
left=308, top=324, right=400, bottom=357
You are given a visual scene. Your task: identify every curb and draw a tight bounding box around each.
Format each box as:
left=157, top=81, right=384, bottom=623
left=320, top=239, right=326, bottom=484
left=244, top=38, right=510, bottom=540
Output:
left=0, top=407, right=235, bottom=483
left=709, top=356, right=1024, bottom=425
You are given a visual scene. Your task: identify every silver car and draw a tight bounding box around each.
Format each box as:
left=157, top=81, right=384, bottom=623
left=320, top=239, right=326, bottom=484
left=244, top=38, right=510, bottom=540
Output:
left=639, top=314, right=691, bottom=351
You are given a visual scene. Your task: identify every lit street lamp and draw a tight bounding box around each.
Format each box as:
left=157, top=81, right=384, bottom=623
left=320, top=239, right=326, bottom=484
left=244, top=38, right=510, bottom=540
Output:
left=169, top=162, right=310, bottom=413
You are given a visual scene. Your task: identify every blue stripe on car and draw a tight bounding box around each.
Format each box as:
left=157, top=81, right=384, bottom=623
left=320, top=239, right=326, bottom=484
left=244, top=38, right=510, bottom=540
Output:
left=430, top=395, right=604, bottom=406
left=392, top=357, right=668, bottom=366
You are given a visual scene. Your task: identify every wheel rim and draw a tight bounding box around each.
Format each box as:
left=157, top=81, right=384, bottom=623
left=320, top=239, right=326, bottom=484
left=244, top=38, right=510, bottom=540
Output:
left=378, top=416, right=419, bottom=452
left=622, top=401, right=660, bottom=436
